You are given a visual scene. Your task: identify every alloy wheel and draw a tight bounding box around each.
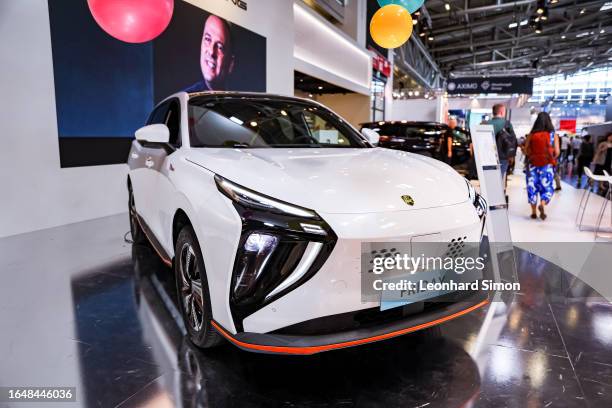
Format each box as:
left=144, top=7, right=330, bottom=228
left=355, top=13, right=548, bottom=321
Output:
left=179, top=242, right=205, bottom=332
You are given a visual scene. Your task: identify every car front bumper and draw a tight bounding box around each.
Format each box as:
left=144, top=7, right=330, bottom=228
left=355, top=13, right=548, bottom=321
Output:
left=212, top=290, right=488, bottom=355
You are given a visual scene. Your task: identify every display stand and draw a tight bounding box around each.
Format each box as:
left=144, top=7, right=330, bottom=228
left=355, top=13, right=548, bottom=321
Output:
left=471, top=124, right=517, bottom=297
left=468, top=124, right=519, bottom=379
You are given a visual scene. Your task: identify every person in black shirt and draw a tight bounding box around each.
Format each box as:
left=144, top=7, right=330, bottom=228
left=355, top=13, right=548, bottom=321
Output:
left=439, top=116, right=457, bottom=165
left=576, top=134, right=594, bottom=188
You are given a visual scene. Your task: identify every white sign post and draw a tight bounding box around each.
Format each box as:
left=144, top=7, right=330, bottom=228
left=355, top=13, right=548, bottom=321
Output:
left=471, top=124, right=517, bottom=304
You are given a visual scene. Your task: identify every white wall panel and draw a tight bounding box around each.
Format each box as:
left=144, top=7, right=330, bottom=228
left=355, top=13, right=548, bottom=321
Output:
left=293, top=2, right=371, bottom=95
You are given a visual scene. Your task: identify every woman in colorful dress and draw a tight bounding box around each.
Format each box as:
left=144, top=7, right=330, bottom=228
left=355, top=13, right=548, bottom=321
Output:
left=524, top=112, right=560, bottom=220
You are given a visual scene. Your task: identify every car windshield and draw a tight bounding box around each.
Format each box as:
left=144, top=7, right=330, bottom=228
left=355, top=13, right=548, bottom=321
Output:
left=188, top=97, right=369, bottom=148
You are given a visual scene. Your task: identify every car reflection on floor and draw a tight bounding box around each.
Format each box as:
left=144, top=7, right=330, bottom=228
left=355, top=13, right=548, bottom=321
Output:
left=132, top=244, right=482, bottom=407
left=67, top=242, right=612, bottom=407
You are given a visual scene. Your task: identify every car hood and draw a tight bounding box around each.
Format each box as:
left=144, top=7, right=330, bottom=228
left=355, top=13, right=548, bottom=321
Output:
left=186, top=148, right=469, bottom=214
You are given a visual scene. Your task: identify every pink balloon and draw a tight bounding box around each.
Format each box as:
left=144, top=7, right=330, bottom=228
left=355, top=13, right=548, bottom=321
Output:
left=88, top=0, right=174, bottom=43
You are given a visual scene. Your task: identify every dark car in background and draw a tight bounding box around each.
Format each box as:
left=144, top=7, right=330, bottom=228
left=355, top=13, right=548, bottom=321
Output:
left=360, top=121, right=472, bottom=175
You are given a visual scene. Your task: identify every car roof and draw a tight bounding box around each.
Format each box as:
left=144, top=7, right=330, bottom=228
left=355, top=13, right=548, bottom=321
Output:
left=186, top=91, right=322, bottom=106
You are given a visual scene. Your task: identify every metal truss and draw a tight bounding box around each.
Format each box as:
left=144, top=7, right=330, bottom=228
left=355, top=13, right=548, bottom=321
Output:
left=395, top=34, right=444, bottom=89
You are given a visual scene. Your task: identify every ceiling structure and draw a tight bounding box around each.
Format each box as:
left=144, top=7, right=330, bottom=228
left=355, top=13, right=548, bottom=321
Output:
left=413, top=0, right=612, bottom=78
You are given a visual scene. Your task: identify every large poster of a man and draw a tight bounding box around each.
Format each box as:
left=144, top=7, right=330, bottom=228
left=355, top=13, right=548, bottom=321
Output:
left=152, top=1, right=266, bottom=102
left=185, top=15, right=235, bottom=92
left=48, top=0, right=266, bottom=167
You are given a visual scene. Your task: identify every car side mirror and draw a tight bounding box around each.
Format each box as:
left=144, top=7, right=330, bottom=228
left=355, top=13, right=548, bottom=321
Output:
left=135, top=124, right=170, bottom=144
left=361, top=128, right=380, bottom=145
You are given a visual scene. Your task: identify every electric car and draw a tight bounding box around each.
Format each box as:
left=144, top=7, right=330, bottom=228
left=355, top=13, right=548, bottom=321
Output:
left=127, top=91, right=488, bottom=354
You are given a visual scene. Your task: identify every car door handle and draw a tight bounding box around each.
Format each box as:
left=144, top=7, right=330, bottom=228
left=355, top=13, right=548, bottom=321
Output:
left=145, top=157, right=154, bottom=168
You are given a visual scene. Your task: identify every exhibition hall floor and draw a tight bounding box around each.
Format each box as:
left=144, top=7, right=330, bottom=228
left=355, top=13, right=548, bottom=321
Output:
left=1, top=213, right=612, bottom=407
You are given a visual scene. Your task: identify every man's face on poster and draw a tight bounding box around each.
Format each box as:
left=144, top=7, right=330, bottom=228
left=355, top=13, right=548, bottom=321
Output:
left=200, top=15, right=234, bottom=90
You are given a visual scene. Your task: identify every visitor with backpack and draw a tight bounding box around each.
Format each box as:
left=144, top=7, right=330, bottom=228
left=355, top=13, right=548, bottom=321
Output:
left=488, top=104, right=517, bottom=184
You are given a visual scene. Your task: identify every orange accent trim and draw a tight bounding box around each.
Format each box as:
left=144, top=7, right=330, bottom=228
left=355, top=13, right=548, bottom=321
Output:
left=136, top=213, right=173, bottom=267
left=211, top=299, right=489, bottom=355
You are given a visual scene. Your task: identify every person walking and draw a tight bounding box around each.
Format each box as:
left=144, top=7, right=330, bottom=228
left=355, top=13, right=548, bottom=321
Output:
left=524, top=112, right=560, bottom=220
left=575, top=134, right=594, bottom=188
left=560, top=133, right=570, bottom=163
left=571, top=135, right=582, bottom=165
left=488, top=104, right=517, bottom=183
left=592, top=133, right=612, bottom=193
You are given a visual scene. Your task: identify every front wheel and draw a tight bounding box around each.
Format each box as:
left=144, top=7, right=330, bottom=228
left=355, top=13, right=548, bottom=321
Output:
left=175, top=225, right=223, bottom=348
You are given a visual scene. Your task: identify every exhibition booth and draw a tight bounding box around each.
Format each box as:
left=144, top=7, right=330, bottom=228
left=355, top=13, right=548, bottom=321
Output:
left=1, top=1, right=612, bottom=407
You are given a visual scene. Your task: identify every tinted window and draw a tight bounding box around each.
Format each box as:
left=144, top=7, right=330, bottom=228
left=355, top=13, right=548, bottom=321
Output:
left=188, top=98, right=368, bottom=148
left=364, top=124, right=445, bottom=139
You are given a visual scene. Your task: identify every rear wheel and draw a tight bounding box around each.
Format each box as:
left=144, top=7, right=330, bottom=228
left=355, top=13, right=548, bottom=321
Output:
left=128, top=187, right=147, bottom=245
left=175, top=225, right=222, bottom=348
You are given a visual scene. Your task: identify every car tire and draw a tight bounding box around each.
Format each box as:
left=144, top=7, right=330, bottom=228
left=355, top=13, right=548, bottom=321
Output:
left=128, top=187, right=148, bottom=245
left=175, top=225, right=223, bottom=348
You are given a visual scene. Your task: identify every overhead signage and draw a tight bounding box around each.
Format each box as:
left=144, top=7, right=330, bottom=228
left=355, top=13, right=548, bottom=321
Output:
left=372, top=51, right=391, bottom=78
left=446, top=77, right=533, bottom=95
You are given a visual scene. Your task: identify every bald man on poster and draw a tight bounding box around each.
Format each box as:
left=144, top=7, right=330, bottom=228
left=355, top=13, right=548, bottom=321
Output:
left=184, top=14, right=235, bottom=92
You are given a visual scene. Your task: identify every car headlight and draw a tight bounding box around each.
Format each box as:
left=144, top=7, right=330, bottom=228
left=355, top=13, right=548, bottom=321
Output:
left=215, top=175, right=337, bottom=330
left=215, top=175, right=317, bottom=218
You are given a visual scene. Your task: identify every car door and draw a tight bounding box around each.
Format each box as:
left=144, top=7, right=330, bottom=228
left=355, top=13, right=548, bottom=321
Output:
left=149, top=98, right=182, bottom=253
left=134, top=101, right=173, bottom=236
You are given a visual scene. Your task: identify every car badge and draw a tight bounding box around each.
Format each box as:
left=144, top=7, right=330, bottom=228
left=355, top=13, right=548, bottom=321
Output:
left=401, top=195, right=415, bottom=206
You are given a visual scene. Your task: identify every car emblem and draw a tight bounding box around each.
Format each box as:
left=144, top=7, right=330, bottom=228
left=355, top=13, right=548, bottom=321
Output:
left=401, top=195, right=415, bottom=206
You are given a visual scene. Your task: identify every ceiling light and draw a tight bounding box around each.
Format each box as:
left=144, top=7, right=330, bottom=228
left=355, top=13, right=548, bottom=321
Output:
left=576, top=32, right=589, bottom=38
left=318, top=86, right=323, bottom=90
left=280, top=110, right=288, bottom=116
left=520, top=19, right=528, bottom=26
left=508, top=22, right=518, bottom=28
left=308, top=94, right=313, bottom=98
left=535, top=22, right=543, bottom=34
left=600, top=29, right=605, bottom=34
left=414, top=11, right=421, bottom=16
left=408, top=91, right=414, bottom=96
left=444, top=3, right=451, bottom=11
left=419, top=31, right=426, bottom=37
left=536, top=7, right=544, bottom=14
left=601, top=2, right=612, bottom=11
left=561, top=34, right=566, bottom=39
left=534, top=16, right=541, bottom=22
left=414, top=91, right=420, bottom=96
left=428, top=36, right=434, bottom=41
left=250, top=121, right=258, bottom=127
left=413, top=19, right=418, bottom=25
left=580, top=8, right=586, bottom=14
left=229, top=116, right=244, bottom=125
left=550, top=0, right=558, bottom=3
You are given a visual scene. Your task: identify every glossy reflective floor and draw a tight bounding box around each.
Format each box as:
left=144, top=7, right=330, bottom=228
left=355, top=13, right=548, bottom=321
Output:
left=1, top=214, right=612, bottom=407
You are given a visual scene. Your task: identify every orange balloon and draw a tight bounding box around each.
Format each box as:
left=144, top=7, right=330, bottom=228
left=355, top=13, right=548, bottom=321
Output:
left=370, top=4, right=413, bottom=49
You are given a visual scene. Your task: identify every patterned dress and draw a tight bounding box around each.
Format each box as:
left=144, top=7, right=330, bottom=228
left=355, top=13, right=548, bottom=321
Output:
left=526, top=131, right=555, bottom=205
left=526, top=164, right=554, bottom=205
